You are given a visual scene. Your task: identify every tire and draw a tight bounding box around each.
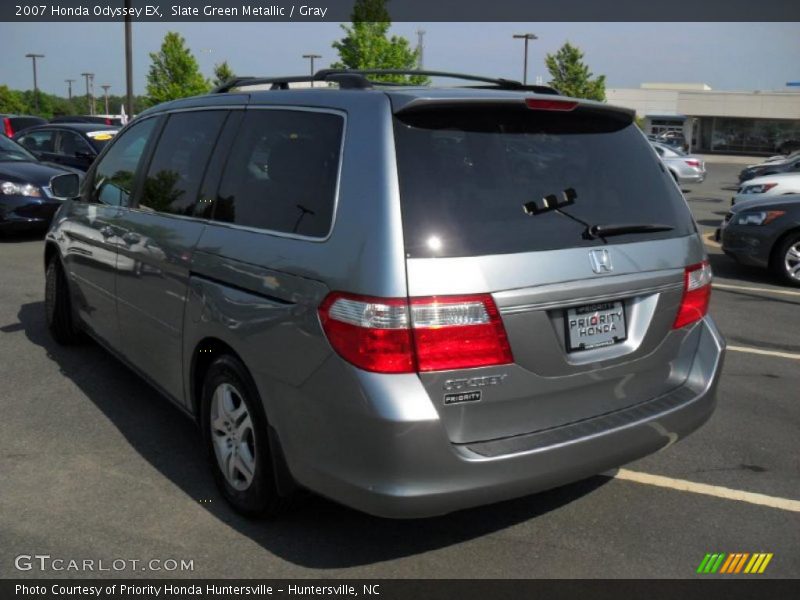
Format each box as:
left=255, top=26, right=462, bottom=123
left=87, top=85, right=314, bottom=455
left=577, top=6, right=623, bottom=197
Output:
left=45, top=257, right=83, bottom=345
left=200, top=355, right=292, bottom=517
left=771, top=233, right=800, bottom=288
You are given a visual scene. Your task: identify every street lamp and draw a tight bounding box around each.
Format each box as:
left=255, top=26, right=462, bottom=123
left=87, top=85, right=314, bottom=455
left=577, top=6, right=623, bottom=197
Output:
left=302, top=54, right=321, bottom=87
left=124, top=0, right=134, bottom=119
left=512, top=33, right=537, bottom=85
left=65, top=79, right=75, bottom=101
left=25, top=53, right=45, bottom=113
left=81, top=72, right=94, bottom=115
left=101, top=85, right=111, bottom=115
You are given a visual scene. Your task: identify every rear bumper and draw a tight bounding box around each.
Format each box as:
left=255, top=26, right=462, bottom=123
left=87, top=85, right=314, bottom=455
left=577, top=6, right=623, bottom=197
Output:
left=283, top=317, right=725, bottom=518
left=678, top=170, right=706, bottom=184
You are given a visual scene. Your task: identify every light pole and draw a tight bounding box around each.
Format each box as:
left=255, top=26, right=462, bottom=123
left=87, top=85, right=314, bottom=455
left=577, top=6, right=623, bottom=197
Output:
left=302, top=54, right=321, bottom=87
left=65, top=79, right=75, bottom=100
left=512, top=33, right=537, bottom=85
left=25, top=53, right=45, bottom=113
left=81, top=72, right=94, bottom=115
left=101, top=85, right=111, bottom=115
left=124, top=0, right=134, bottom=119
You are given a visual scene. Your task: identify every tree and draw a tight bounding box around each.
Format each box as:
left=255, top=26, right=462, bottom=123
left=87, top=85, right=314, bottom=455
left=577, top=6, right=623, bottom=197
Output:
left=0, top=85, right=28, bottom=114
left=331, top=0, right=427, bottom=85
left=146, top=32, right=209, bottom=105
left=545, top=42, right=606, bottom=101
left=212, top=61, right=236, bottom=88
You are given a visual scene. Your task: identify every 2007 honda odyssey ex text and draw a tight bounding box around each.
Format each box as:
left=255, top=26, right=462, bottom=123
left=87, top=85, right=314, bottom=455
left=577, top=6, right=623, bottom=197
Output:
left=44, top=70, right=725, bottom=518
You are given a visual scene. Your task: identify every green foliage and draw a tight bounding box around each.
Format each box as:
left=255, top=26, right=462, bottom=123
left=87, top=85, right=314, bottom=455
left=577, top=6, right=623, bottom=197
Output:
left=0, top=85, right=28, bottom=114
left=331, top=0, right=427, bottom=85
left=212, top=61, right=236, bottom=88
left=0, top=84, right=148, bottom=119
left=146, top=31, right=210, bottom=105
left=545, top=42, right=606, bottom=101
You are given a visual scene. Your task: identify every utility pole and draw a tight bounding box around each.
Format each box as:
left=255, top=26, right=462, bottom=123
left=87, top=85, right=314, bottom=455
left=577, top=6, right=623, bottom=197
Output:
left=101, top=85, right=111, bottom=115
left=512, top=33, right=537, bottom=85
left=302, top=53, right=321, bottom=87
left=81, top=72, right=94, bottom=115
left=65, top=79, right=75, bottom=100
left=124, top=0, right=134, bottom=119
left=25, top=53, right=45, bottom=113
left=416, top=29, right=426, bottom=69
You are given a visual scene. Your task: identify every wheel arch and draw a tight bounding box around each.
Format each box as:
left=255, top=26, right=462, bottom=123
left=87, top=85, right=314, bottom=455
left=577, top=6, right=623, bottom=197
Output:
left=769, top=226, right=800, bottom=268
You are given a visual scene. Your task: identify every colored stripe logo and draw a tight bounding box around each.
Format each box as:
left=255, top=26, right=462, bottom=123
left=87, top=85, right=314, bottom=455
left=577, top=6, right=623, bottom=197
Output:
left=697, top=553, right=773, bottom=574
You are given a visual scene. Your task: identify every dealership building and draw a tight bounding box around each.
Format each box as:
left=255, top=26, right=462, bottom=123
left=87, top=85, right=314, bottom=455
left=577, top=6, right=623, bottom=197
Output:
left=606, top=83, right=800, bottom=155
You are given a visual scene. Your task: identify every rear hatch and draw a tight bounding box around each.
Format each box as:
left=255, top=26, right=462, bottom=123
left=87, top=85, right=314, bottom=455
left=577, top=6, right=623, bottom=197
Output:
left=392, top=95, right=707, bottom=444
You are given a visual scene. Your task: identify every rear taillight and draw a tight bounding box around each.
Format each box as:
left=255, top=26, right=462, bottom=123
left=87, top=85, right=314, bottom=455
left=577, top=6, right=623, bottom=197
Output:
left=525, top=98, right=578, bottom=111
left=672, top=261, right=712, bottom=329
left=318, top=293, right=513, bottom=373
left=3, top=118, right=13, bottom=138
left=684, top=159, right=701, bottom=168
left=105, top=118, right=112, bottom=125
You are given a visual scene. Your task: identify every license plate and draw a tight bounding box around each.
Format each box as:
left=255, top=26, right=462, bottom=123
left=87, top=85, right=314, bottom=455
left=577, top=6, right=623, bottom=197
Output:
left=565, top=301, right=627, bottom=352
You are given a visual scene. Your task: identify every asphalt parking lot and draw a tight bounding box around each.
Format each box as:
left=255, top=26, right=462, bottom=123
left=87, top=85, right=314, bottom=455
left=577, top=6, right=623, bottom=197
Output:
left=1, top=162, right=798, bottom=579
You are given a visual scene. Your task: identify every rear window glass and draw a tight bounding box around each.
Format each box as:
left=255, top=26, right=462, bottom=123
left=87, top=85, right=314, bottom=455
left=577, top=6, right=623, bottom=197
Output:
left=213, top=110, right=343, bottom=238
left=394, top=107, right=695, bottom=258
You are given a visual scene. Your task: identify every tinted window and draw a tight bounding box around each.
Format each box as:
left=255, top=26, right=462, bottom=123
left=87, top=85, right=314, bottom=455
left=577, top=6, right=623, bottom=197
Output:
left=16, top=129, right=56, bottom=153
left=140, top=111, right=227, bottom=215
left=85, top=129, right=118, bottom=152
left=57, top=130, right=93, bottom=156
left=394, top=108, right=695, bottom=258
left=0, top=135, right=37, bottom=162
left=91, top=118, right=156, bottom=207
left=214, top=110, right=343, bottom=237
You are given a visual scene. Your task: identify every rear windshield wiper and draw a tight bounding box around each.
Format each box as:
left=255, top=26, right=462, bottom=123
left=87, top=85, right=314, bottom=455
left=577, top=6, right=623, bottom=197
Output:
left=522, top=188, right=673, bottom=242
left=583, top=223, right=674, bottom=240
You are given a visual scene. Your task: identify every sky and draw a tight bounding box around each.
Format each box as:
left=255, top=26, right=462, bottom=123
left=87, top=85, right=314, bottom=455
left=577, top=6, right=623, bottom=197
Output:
left=0, top=22, right=798, bottom=97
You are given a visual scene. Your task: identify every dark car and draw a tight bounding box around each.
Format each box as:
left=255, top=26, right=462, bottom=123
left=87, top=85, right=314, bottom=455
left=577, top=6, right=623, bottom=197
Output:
left=51, top=115, right=124, bottom=126
left=1, top=114, right=47, bottom=138
left=738, top=155, right=800, bottom=183
left=0, top=135, right=80, bottom=233
left=14, top=123, right=119, bottom=171
left=721, top=194, right=800, bottom=286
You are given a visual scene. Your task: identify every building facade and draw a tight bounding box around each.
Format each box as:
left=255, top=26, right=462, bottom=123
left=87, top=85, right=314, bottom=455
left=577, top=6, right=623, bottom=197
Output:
left=607, top=83, right=800, bottom=155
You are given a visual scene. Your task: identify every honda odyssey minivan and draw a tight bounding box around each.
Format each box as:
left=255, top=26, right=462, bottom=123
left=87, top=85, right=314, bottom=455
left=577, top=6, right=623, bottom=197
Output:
left=44, top=70, right=725, bottom=518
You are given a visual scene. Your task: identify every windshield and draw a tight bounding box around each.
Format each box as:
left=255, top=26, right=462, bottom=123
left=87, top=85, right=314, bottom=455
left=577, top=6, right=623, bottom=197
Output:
left=394, top=107, right=695, bottom=258
left=0, top=135, right=37, bottom=162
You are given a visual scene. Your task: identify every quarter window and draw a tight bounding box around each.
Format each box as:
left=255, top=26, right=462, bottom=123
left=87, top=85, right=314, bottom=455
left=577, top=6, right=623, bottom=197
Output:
left=139, top=111, right=227, bottom=216
left=91, top=118, right=157, bottom=207
left=214, top=110, right=343, bottom=238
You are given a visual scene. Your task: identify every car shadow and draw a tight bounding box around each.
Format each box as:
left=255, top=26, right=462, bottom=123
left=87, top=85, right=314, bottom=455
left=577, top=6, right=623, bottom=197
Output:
left=0, top=230, right=46, bottom=243
left=15, top=300, right=611, bottom=569
left=707, top=253, right=783, bottom=287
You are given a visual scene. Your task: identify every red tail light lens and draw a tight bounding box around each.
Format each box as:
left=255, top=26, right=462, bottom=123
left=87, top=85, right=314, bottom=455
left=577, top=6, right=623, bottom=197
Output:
left=672, top=261, right=712, bottom=329
left=685, top=159, right=702, bottom=168
left=105, top=118, right=112, bottom=125
left=318, top=293, right=513, bottom=373
left=3, top=118, right=13, bottom=138
left=525, top=98, right=579, bottom=111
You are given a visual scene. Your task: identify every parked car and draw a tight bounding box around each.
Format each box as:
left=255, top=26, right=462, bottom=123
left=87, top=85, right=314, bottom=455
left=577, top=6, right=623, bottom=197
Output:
left=44, top=70, right=724, bottom=518
left=0, top=134, right=80, bottom=233
left=777, top=139, right=800, bottom=155
left=721, top=195, right=800, bottom=286
left=51, top=115, right=124, bottom=126
left=1, top=114, right=47, bottom=137
left=738, top=154, right=800, bottom=183
left=14, top=123, right=118, bottom=171
left=656, top=131, right=687, bottom=151
left=651, top=141, right=706, bottom=184
left=731, top=173, right=800, bottom=205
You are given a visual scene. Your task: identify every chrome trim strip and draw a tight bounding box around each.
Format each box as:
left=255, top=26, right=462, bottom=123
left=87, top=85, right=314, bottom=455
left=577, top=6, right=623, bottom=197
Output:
left=499, top=282, right=683, bottom=314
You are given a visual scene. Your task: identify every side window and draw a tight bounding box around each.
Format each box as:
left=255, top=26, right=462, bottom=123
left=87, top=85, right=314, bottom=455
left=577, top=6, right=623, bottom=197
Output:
left=214, top=110, right=343, bottom=237
left=139, top=111, right=227, bottom=215
left=653, top=145, right=664, bottom=157
left=57, top=131, right=93, bottom=157
left=16, top=130, right=56, bottom=153
left=91, top=118, right=157, bottom=207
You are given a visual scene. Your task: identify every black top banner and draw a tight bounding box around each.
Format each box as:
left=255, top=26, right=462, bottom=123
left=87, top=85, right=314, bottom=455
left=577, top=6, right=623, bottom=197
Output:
left=2, top=0, right=799, bottom=22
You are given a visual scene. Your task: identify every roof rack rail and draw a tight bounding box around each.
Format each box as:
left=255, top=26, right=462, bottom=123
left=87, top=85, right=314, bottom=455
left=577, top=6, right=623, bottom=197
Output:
left=211, top=70, right=560, bottom=95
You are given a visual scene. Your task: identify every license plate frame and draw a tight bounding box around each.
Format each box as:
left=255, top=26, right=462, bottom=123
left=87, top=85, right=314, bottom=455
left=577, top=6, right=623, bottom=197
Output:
left=565, top=301, right=627, bottom=352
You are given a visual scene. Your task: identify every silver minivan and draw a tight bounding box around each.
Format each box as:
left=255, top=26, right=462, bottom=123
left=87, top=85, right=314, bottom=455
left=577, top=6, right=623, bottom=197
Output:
left=44, top=71, right=725, bottom=518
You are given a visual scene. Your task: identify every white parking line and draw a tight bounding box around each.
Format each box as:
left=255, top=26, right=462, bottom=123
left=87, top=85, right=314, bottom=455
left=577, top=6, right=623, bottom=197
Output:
left=613, top=469, right=800, bottom=513
left=713, top=282, right=800, bottom=298
left=727, top=345, right=800, bottom=361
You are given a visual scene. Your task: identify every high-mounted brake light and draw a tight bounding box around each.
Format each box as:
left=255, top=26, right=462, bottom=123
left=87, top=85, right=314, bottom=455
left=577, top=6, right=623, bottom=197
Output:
left=672, top=261, right=712, bottom=329
left=3, top=118, right=13, bottom=138
left=318, top=292, right=513, bottom=373
left=525, top=98, right=579, bottom=111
